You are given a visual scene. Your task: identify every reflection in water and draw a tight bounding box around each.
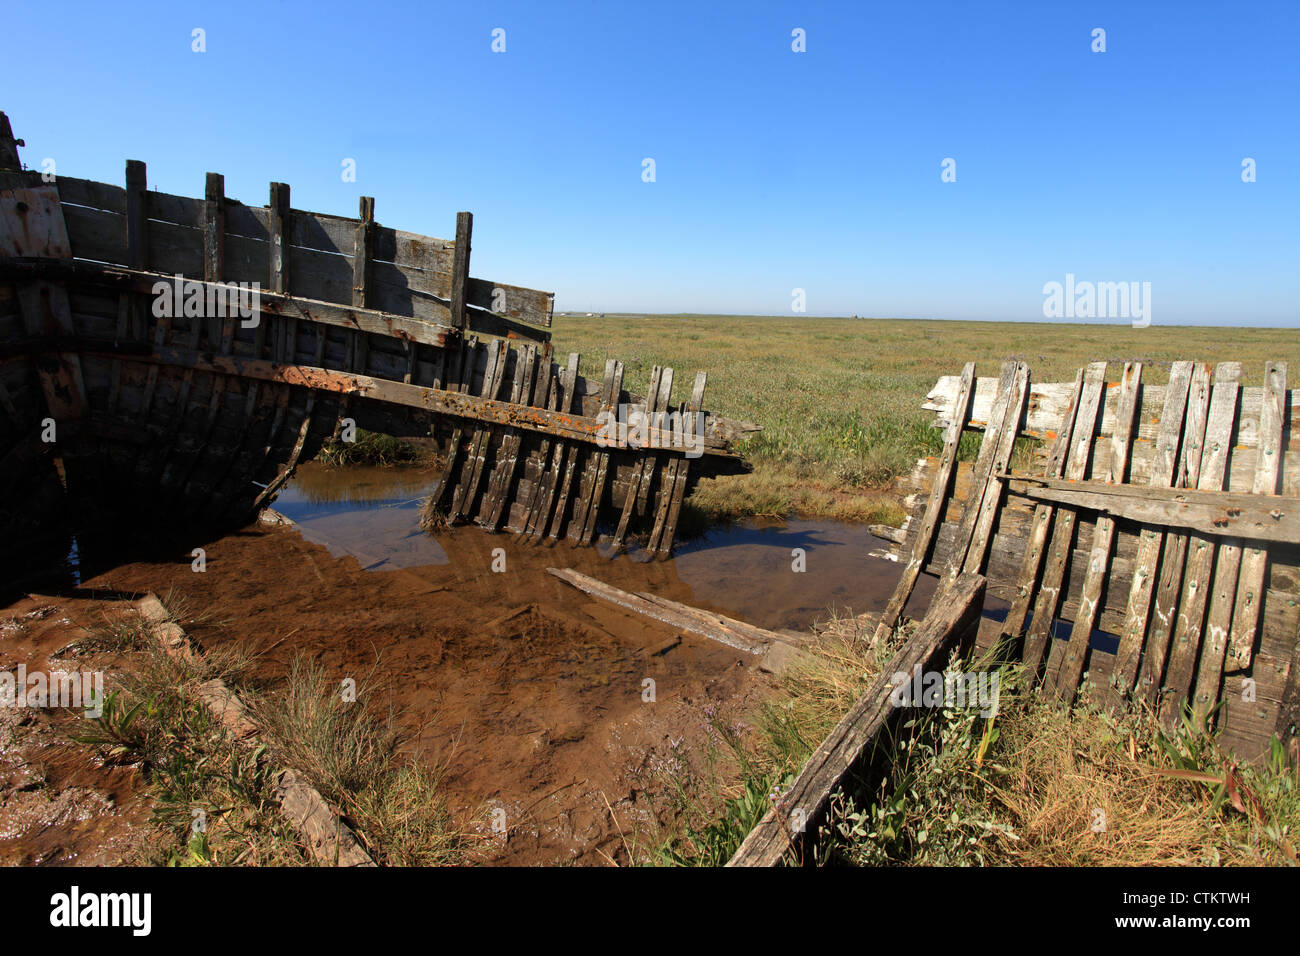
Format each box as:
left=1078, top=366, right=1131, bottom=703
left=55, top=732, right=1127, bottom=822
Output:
left=274, top=464, right=447, bottom=571
left=276, top=463, right=925, bottom=632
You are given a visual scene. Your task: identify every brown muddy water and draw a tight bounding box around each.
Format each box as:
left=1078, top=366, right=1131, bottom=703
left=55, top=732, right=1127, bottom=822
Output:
left=278, top=463, right=930, bottom=633
left=18, top=462, right=927, bottom=865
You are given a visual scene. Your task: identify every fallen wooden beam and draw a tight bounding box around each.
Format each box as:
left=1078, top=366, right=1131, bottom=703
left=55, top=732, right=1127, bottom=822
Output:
left=546, top=566, right=806, bottom=658
left=727, top=573, right=986, bottom=867
left=1006, top=477, right=1300, bottom=546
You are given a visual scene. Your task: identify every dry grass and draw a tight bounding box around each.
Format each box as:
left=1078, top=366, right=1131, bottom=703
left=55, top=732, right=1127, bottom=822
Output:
left=657, top=615, right=1298, bottom=867
left=249, top=654, right=462, bottom=866
left=72, top=602, right=464, bottom=867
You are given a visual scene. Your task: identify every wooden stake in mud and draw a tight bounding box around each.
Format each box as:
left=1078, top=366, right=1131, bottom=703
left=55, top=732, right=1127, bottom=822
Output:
left=874, top=362, right=975, bottom=646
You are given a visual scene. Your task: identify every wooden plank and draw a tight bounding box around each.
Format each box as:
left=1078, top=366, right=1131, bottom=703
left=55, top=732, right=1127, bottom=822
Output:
left=959, top=362, right=1029, bottom=576
left=1227, top=362, right=1287, bottom=672
left=479, top=344, right=535, bottom=529
left=933, top=361, right=1023, bottom=599
left=611, top=365, right=665, bottom=552
left=1049, top=362, right=1143, bottom=701
left=449, top=339, right=508, bottom=520
left=727, top=573, right=986, bottom=867
left=650, top=371, right=708, bottom=555
left=1021, top=362, right=1108, bottom=678
left=1136, top=363, right=1214, bottom=705
left=998, top=369, right=1085, bottom=647
left=875, top=362, right=976, bottom=645
left=57, top=175, right=127, bottom=215
left=427, top=340, right=479, bottom=512
left=466, top=277, right=554, bottom=328
left=528, top=354, right=580, bottom=539
left=572, top=359, right=624, bottom=545
left=0, top=259, right=454, bottom=349
left=548, top=567, right=780, bottom=655
left=250, top=403, right=315, bottom=513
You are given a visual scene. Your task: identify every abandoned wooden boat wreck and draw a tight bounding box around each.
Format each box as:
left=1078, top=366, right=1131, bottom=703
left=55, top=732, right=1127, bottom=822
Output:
left=730, top=359, right=1299, bottom=865
left=0, top=112, right=757, bottom=584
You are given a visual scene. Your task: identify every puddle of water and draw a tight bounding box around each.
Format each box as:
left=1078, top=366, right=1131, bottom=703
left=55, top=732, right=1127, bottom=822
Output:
left=277, top=463, right=929, bottom=632
left=273, top=464, right=449, bottom=571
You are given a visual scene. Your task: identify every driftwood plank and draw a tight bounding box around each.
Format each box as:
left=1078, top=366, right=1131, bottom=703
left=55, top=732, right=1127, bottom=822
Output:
left=875, top=362, right=975, bottom=645
left=1137, top=363, right=1213, bottom=706
left=726, top=573, right=986, bottom=867
left=547, top=567, right=776, bottom=656
left=1022, top=362, right=1107, bottom=678
left=1051, top=361, right=1143, bottom=702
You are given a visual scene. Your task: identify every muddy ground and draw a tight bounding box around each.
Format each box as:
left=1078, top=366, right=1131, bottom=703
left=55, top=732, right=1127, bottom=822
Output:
left=1, top=464, right=920, bottom=866
left=0, top=595, right=157, bottom=865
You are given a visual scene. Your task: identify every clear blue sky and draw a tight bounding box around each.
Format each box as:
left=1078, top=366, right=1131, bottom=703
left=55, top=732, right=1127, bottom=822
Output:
left=5, top=1, right=1297, bottom=324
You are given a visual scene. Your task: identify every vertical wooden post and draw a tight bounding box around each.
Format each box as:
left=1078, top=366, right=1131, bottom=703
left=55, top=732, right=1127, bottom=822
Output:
left=203, top=173, right=225, bottom=282
left=445, top=211, right=473, bottom=390
left=353, top=196, right=375, bottom=308
left=264, top=182, right=290, bottom=360
left=125, top=160, right=148, bottom=270
left=269, top=182, right=291, bottom=294
left=202, top=173, right=225, bottom=350
left=450, top=211, right=473, bottom=330
left=0, top=112, right=21, bottom=171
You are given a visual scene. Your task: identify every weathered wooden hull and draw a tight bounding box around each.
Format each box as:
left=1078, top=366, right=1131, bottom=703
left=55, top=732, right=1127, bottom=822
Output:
left=0, top=112, right=756, bottom=582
